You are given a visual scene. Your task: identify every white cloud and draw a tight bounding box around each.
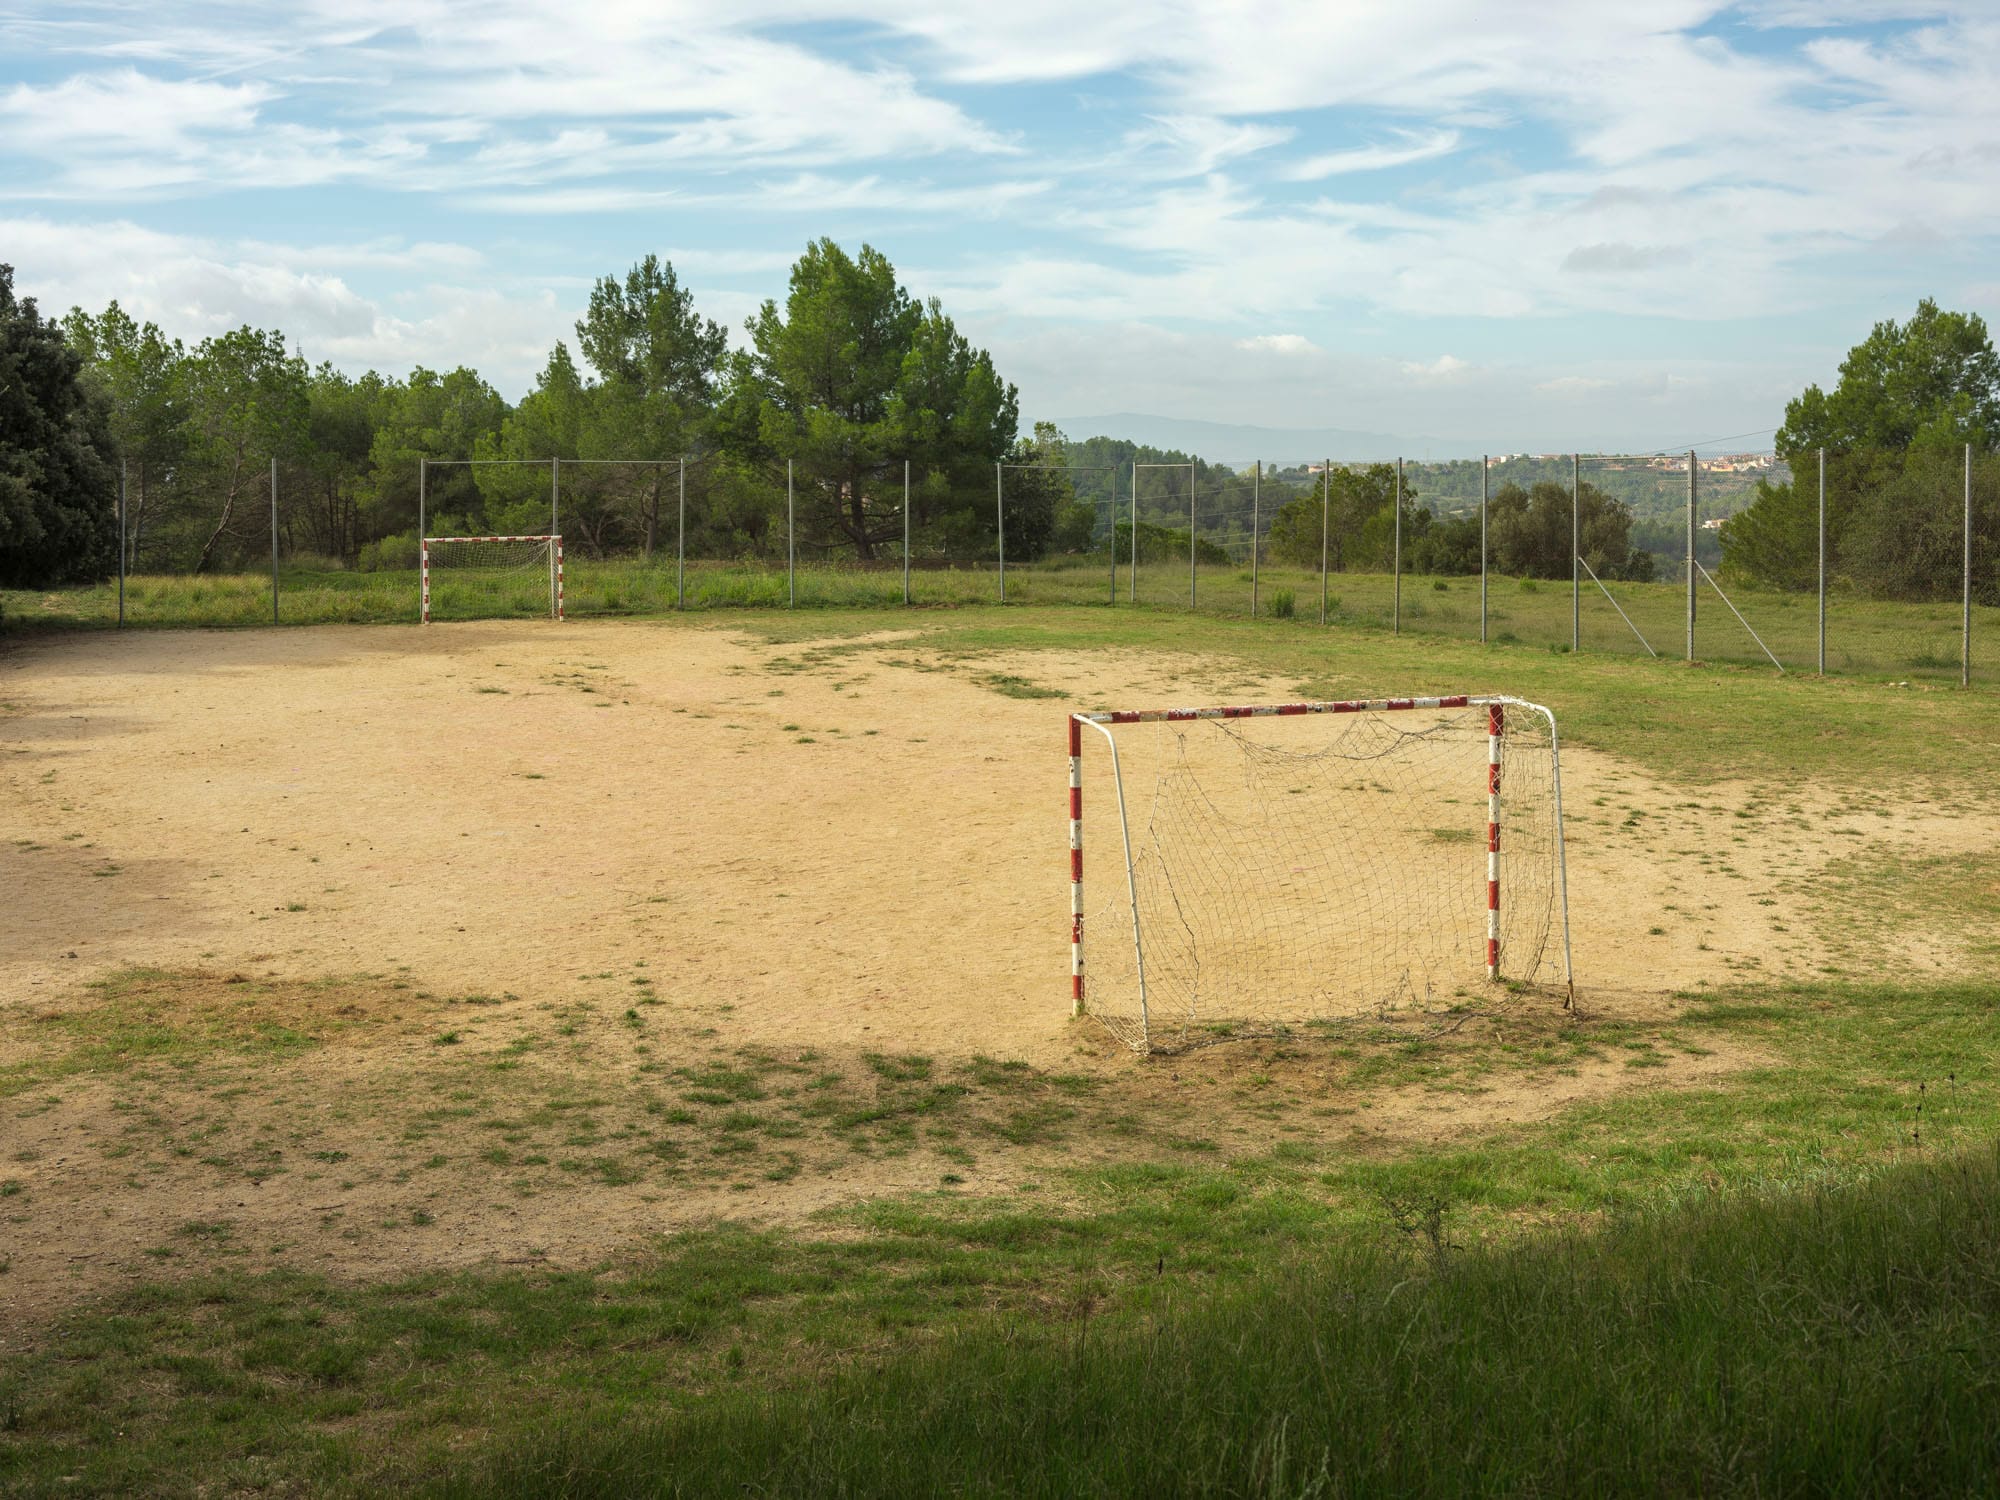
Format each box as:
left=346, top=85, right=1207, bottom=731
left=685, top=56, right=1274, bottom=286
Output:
left=1282, top=129, right=1460, bottom=181
left=1402, top=354, right=1471, bottom=381
left=1235, top=333, right=1320, bottom=356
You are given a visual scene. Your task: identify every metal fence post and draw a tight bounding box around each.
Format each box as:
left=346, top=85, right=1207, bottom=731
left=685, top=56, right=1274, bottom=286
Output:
left=787, top=459, right=795, bottom=608
left=1393, top=456, right=1403, bottom=635
left=270, top=456, right=280, bottom=625
left=1817, top=447, right=1826, bottom=675
left=1319, top=459, right=1330, bottom=625
left=552, top=456, right=560, bottom=536
left=1251, top=460, right=1261, bottom=618
left=1686, top=450, right=1696, bottom=660
left=903, top=459, right=911, bottom=606
left=1128, top=461, right=1137, bottom=603
left=1966, top=441, right=1974, bottom=688
left=1189, top=466, right=1197, bottom=609
left=418, top=458, right=426, bottom=623
left=117, top=458, right=126, bottom=627
left=1479, top=454, right=1488, bottom=643
left=1570, top=453, right=1579, bottom=653
left=996, top=460, right=1005, bottom=603
left=1108, top=466, right=1117, bottom=607
left=676, top=456, right=686, bottom=611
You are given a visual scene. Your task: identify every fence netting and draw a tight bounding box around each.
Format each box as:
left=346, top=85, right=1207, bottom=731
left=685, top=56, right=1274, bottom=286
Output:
left=33, top=442, right=1992, bottom=687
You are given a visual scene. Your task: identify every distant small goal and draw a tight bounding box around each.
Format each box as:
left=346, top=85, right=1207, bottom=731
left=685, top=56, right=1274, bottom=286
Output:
left=421, top=535, right=564, bottom=624
left=1067, top=695, right=1573, bottom=1052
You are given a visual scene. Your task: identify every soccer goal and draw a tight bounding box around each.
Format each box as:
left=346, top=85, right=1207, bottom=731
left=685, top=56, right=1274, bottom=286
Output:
left=1067, top=695, right=1572, bottom=1052
left=420, top=535, right=564, bottom=624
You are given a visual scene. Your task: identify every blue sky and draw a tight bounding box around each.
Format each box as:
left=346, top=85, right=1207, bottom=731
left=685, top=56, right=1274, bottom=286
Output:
left=2, top=1, right=1994, bottom=453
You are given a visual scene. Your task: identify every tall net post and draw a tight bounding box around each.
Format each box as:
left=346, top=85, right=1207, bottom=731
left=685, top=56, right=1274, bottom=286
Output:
left=1109, top=464, right=1118, bottom=606
left=117, top=458, right=126, bottom=627
left=1128, top=461, right=1138, bottom=603
left=1686, top=450, right=1697, bottom=660
left=787, top=459, right=795, bottom=608
left=676, top=457, right=687, bottom=610
left=1250, top=460, right=1261, bottom=618
left=903, top=460, right=912, bottom=606
left=1319, top=459, right=1330, bottom=625
left=1568, top=452, right=1584, bottom=652
left=1817, top=448, right=1827, bottom=675
left=1479, top=454, right=1488, bottom=643
left=269, top=456, right=280, bottom=625
left=996, top=461, right=1006, bottom=603
left=551, top=457, right=560, bottom=537
left=1393, top=457, right=1403, bottom=635
left=1176, top=470, right=1192, bottom=612
left=1967, top=442, right=1975, bottom=688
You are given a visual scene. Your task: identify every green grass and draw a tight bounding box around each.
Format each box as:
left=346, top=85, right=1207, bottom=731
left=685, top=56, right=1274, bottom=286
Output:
left=444, top=1144, right=2000, bottom=1499
left=5, top=556, right=1993, bottom=684
left=2, top=978, right=1996, bottom=1495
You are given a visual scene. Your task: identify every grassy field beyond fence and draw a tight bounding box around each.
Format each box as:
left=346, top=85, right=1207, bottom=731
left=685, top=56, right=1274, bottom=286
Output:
left=4, top=556, right=1993, bottom=684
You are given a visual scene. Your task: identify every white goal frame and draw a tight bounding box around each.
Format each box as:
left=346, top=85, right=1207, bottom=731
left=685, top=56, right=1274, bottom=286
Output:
left=1067, top=694, right=1574, bottom=1050
left=420, top=534, right=564, bottom=624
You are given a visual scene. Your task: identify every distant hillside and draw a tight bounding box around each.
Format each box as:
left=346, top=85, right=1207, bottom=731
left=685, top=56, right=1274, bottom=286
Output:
left=1047, top=412, right=1469, bottom=466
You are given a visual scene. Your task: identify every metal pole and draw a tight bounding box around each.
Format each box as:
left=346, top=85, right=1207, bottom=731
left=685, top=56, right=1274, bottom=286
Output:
left=676, top=456, right=686, bottom=610
left=1570, top=453, right=1579, bottom=653
left=270, top=456, right=279, bottom=625
left=1479, top=454, right=1488, bottom=643
left=1128, top=461, right=1137, bottom=603
left=787, top=459, right=795, bottom=608
left=551, top=456, right=560, bottom=537
left=1817, top=447, right=1826, bottom=675
left=117, top=458, right=126, bottom=627
left=1686, top=450, right=1697, bottom=661
left=418, top=457, right=426, bottom=624
left=903, top=459, right=911, bottom=606
left=1188, top=465, right=1197, bottom=609
left=1251, top=460, right=1261, bottom=618
left=996, top=461, right=1005, bottom=603
left=1394, top=456, right=1403, bottom=635
left=1966, top=441, right=1974, bottom=689
left=1108, top=468, right=1117, bottom=607
left=1319, top=460, right=1330, bottom=625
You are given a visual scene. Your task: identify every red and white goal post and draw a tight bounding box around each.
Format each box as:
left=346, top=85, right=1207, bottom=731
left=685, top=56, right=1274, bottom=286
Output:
left=420, top=535, right=564, bottom=624
left=1067, top=694, right=1573, bottom=1052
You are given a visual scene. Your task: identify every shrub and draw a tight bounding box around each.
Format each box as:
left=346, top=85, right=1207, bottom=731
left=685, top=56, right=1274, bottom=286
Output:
left=1267, top=588, right=1295, bottom=619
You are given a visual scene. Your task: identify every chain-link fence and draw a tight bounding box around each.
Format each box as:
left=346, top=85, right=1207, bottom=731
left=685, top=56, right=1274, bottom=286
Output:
left=24, top=442, right=1985, bottom=688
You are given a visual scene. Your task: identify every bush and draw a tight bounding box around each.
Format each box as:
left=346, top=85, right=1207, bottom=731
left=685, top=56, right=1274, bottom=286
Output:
left=1266, top=588, right=1295, bottom=619
left=357, top=533, right=419, bottom=572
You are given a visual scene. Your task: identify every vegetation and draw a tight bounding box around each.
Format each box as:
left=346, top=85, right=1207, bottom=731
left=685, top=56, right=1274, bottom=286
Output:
left=0, top=264, right=118, bottom=589
left=1724, top=300, right=2000, bottom=601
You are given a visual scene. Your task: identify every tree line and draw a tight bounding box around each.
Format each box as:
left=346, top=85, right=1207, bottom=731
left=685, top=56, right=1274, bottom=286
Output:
left=1722, top=300, right=1999, bottom=602
left=1, top=243, right=1050, bottom=585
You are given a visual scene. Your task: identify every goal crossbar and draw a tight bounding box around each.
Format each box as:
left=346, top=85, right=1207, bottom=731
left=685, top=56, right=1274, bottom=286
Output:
left=1068, top=694, right=1574, bottom=1052
left=421, top=534, right=564, bottom=624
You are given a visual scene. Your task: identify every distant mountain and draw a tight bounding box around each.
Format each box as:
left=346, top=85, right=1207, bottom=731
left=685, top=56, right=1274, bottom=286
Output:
left=1044, top=412, right=1481, bottom=467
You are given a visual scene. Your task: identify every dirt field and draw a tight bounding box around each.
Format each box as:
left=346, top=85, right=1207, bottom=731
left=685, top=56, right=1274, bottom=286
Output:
left=3, top=621, right=1994, bottom=1325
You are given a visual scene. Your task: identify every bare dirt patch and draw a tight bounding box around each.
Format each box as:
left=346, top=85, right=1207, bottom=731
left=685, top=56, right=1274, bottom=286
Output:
left=2, top=621, right=1990, bottom=1323
left=0, top=966, right=1765, bottom=1330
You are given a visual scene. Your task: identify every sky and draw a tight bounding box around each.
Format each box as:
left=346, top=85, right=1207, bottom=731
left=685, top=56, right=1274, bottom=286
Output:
left=2, top=1, right=1995, bottom=455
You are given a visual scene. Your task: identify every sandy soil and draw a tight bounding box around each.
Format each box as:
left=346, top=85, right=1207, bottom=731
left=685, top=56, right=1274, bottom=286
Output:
left=1, top=620, right=1992, bottom=1324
